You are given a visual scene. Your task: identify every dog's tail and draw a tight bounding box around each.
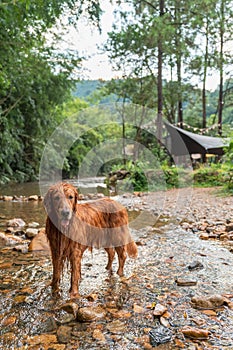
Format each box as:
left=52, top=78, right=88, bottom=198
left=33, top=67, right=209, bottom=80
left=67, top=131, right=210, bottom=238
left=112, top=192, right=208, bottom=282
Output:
left=126, top=241, right=138, bottom=258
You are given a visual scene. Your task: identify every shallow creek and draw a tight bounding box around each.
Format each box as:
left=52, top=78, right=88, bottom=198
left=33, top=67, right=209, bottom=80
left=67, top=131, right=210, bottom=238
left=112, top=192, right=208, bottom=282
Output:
left=0, top=183, right=233, bottom=349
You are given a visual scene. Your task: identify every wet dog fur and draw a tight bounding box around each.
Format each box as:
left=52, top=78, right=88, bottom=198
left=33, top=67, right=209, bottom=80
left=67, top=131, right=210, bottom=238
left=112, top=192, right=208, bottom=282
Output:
left=44, top=182, right=138, bottom=297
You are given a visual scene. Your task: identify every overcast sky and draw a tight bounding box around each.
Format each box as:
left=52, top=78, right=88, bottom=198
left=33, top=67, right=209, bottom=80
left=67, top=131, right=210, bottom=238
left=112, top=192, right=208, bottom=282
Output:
left=64, top=1, right=119, bottom=80
left=61, top=0, right=220, bottom=90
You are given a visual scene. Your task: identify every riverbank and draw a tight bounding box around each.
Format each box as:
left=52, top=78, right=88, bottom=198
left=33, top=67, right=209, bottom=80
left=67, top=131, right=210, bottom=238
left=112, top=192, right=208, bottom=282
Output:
left=0, top=186, right=233, bottom=349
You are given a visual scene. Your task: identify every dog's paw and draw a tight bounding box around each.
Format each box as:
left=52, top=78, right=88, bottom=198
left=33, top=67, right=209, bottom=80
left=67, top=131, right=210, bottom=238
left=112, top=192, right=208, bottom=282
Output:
left=69, top=291, right=81, bottom=299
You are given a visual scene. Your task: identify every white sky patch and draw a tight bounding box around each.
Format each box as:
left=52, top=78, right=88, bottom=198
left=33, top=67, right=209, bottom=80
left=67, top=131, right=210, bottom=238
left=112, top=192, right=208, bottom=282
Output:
left=61, top=0, right=123, bottom=80
left=53, top=0, right=225, bottom=90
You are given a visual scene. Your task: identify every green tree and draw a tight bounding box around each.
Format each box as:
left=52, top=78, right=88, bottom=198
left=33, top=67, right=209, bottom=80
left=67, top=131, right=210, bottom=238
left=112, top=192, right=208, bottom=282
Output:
left=0, top=0, right=102, bottom=183
left=105, top=0, right=233, bottom=134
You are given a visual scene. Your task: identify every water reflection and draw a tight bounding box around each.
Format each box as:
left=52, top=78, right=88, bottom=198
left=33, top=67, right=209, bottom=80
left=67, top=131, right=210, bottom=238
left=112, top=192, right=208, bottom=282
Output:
left=0, top=201, right=46, bottom=227
left=0, top=178, right=106, bottom=227
left=0, top=182, right=40, bottom=197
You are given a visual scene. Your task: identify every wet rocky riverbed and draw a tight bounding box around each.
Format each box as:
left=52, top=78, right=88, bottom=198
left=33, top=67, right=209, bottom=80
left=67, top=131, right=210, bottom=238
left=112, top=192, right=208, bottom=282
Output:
left=0, top=186, right=233, bottom=349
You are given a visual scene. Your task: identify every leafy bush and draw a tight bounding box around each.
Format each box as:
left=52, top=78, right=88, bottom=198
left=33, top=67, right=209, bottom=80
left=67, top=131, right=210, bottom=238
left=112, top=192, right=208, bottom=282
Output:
left=223, top=139, right=233, bottom=191
left=112, top=161, right=148, bottom=192
left=161, top=165, right=193, bottom=188
left=107, top=161, right=193, bottom=192
left=193, top=165, right=223, bottom=187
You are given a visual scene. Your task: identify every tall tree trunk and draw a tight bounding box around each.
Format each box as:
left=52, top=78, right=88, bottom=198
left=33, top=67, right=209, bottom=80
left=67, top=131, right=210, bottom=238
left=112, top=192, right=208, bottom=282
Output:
left=218, top=0, right=224, bottom=136
left=175, top=3, right=183, bottom=128
left=177, top=62, right=183, bottom=128
left=157, top=0, right=165, bottom=141
left=202, top=18, right=209, bottom=130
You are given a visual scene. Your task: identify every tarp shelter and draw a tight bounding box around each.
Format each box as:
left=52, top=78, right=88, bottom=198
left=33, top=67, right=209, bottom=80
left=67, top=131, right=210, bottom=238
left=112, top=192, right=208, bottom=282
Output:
left=164, top=122, right=228, bottom=156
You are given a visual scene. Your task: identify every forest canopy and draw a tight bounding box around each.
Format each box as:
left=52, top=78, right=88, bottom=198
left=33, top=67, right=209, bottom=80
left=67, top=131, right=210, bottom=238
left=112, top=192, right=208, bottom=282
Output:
left=0, top=0, right=101, bottom=183
left=0, top=0, right=232, bottom=185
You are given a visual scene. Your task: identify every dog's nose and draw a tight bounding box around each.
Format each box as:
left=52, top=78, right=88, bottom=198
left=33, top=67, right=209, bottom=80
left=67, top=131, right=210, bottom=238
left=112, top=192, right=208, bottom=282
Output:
left=61, top=208, right=70, bottom=218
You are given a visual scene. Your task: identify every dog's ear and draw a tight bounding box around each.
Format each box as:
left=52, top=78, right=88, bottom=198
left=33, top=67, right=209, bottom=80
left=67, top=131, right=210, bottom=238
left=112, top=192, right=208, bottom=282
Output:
left=73, top=187, right=78, bottom=211
left=43, top=190, right=52, bottom=214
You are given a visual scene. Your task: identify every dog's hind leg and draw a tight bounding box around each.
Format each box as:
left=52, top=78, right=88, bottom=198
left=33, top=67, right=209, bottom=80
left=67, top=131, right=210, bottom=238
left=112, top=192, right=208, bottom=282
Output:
left=105, top=247, right=115, bottom=273
left=115, top=246, right=127, bottom=277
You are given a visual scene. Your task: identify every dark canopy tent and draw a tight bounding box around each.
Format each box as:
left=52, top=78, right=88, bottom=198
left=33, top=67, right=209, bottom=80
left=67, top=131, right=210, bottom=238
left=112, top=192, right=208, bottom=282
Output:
left=164, top=122, right=227, bottom=156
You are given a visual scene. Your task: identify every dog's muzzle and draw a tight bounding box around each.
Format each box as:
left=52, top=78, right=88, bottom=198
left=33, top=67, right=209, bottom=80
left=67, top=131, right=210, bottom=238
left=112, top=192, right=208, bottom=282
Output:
left=60, top=208, right=72, bottom=228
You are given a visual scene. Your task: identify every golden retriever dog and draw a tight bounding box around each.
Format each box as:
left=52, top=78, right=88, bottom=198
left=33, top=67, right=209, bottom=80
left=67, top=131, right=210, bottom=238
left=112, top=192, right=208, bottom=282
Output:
left=44, top=182, right=138, bottom=297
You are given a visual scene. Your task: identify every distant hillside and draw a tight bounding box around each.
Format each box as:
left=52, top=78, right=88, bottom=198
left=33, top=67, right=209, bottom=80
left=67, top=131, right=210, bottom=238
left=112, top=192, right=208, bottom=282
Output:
left=73, top=80, right=103, bottom=100
left=73, top=80, right=119, bottom=104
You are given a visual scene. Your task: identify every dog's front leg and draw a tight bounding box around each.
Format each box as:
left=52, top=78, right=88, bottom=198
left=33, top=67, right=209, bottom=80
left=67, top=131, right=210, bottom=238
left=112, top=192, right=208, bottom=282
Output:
left=69, top=247, right=85, bottom=298
left=51, top=254, right=63, bottom=294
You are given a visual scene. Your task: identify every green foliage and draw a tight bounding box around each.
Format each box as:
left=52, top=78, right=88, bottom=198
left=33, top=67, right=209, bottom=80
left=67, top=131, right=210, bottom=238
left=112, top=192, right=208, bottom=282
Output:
left=59, top=103, right=124, bottom=178
left=161, top=165, right=179, bottom=188
left=106, top=160, right=194, bottom=192
left=193, top=164, right=224, bottom=187
left=192, top=161, right=232, bottom=193
left=224, top=138, right=233, bottom=163
left=222, top=137, right=233, bottom=191
left=0, top=0, right=102, bottom=184
left=159, top=164, right=193, bottom=189
left=124, top=161, right=148, bottom=191
left=109, top=161, right=148, bottom=192
left=105, top=0, right=233, bottom=131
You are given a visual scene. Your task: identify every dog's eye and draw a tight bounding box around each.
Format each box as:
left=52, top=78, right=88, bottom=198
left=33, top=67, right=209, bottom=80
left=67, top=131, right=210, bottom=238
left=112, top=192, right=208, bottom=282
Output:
left=68, top=195, right=74, bottom=200
left=54, top=196, right=60, bottom=201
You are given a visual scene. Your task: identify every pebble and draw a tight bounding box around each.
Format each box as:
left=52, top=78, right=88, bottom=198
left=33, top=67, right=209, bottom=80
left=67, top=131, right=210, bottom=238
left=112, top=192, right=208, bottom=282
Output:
left=2, top=316, right=17, bottom=326
left=188, top=261, right=204, bottom=271
left=86, top=293, right=98, bottom=302
left=28, top=229, right=50, bottom=252
left=0, top=262, right=12, bottom=269
left=107, top=309, right=132, bottom=319
left=28, top=222, right=40, bottom=228
left=3, top=196, right=13, bottom=201
left=57, top=325, right=72, bottom=344
left=0, top=188, right=232, bottom=349
left=92, top=329, right=106, bottom=342
left=28, top=195, right=39, bottom=201
left=191, top=294, right=228, bottom=309
left=153, top=303, right=167, bottom=317
left=27, top=334, right=57, bottom=346
left=175, top=278, right=197, bottom=286
left=25, top=228, right=38, bottom=238
left=59, top=302, right=79, bottom=316
left=199, top=232, right=209, bottom=240
left=148, top=325, right=173, bottom=346
left=181, top=326, right=209, bottom=339
left=219, top=232, right=230, bottom=240
left=13, top=245, right=28, bottom=253
left=40, top=316, right=57, bottom=333
left=106, top=320, right=126, bottom=334
left=226, top=223, right=233, bottom=232
left=13, top=295, right=29, bottom=304
left=6, top=218, right=26, bottom=227
left=174, top=338, right=186, bottom=348
left=133, top=303, right=146, bottom=313
left=76, top=306, right=106, bottom=322
left=0, top=232, right=8, bottom=244
left=2, top=233, right=23, bottom=245
left=160, top=316, right=170, bottom=328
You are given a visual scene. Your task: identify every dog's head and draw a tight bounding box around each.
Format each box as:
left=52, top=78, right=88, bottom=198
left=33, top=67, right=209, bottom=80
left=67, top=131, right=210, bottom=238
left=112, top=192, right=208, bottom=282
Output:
left=44, top=183, right=78, bottom=230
